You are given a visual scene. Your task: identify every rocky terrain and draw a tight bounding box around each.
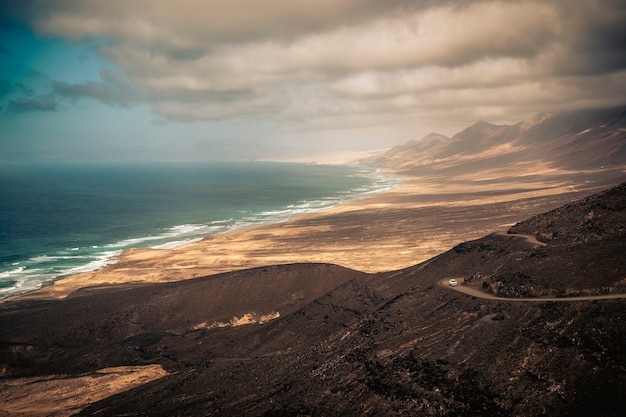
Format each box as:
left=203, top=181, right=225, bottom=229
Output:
left=1, top=105, right=625, bottom=416
left=1, top=182, right=625, bottom=416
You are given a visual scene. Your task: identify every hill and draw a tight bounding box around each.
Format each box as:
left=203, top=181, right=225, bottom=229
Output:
left=1, top=182, right=625, bottom=416
left=360, top=105, right=626, bottom=178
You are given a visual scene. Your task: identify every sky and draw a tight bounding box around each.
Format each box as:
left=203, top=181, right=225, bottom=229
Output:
left=1, top=0, right=626, bottom=162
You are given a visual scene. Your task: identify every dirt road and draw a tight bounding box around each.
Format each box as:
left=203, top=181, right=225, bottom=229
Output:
left=495, top=232, right=547, bottom=247
left=439, top=278, right=626, bottom=302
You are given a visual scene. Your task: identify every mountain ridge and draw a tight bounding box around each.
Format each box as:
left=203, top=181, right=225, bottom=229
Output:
left=359, top=104, right=626, bottom=175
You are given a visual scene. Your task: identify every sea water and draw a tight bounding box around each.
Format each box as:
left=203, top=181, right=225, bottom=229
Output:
left=0, top=161, right=397, bottom=299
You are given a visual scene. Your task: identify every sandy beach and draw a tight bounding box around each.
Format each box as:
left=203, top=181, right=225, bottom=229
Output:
left=9, top=166, right=615, bottom=302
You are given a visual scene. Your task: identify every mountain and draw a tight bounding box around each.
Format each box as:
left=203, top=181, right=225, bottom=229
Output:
left=360, top=105, right=626, bottom=177
left=1, top=182, right=625, bottom=416
left=360, top=132, right=451, bottom=167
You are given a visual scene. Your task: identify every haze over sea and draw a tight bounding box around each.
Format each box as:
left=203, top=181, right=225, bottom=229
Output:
left=0, top=162, right=396, bottom=299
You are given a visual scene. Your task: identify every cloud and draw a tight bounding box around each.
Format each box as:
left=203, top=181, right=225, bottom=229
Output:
left=0, top=76, right=46, bottom=113
left=6, top=96, right=57, bottom=113
left=547, top=1, right=626, bottom=76
left=0, top=79, right=16, bottom=99
left=54, top=80, right=134, bottom=107
left=53, top=67, right=139, bottom=106
left=27, top=0, right=410, bottom=45
left=7, top=0, right=626, bottom=130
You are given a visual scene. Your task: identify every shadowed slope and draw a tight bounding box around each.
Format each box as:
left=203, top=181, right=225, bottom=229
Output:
left=1, top=183, right=624, bottom=416
left=0, top=263, right=365, bottom=376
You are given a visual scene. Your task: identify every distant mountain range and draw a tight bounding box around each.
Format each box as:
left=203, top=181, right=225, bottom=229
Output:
left=360, top=105, right=626, bottom=176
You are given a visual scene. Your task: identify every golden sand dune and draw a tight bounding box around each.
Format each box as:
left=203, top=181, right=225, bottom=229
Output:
left=0, top=365, right=167, bottom=417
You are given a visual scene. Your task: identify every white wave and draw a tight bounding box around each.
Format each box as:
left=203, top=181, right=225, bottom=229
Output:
left=0, top=266, right=54, bottom=296
left=61, top=250, right=121, bottom=276
left=258, top=208, right=298, bottom=217
left=151, top=238, right=204, bottom=250
left=0, top=266, right=25, bottom=279
left=31, top=255, right=55, bottom=262
left=167, top=224, right=207, bottom=234
left=106, top=223, right=208, bottom=249
left=31, top=254, right=88, bottom=263
left=0, top=279, right=37, bottom=294
left=212, top=218, right=234, bottom=224
left=0, top=249, right=123, bottom=299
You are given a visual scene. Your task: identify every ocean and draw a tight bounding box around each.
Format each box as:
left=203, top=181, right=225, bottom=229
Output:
left=0, top=161, right=397, bottom=299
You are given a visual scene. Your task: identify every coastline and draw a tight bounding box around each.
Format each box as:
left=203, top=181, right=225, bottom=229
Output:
left=5, top=167, right=616, bottom=303
left=2, top=167, right=397, bottom=301
left=0, top=161, right=392, bottom=301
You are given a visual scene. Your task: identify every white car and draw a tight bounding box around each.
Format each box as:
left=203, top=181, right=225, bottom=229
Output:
left=448, top=279, right=458, bottom=287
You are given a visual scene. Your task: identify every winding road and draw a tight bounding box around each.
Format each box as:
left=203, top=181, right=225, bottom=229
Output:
left=439, top=233, right=626, bottom=302
left=439, top=278, right=626, bottom=302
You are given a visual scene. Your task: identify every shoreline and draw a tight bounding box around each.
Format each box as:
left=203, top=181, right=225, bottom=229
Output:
left=4, top=167, right=622, bottom=302
left=1, top=166, right=400, bottom=302
left=0, top=163, right=395, bottom=302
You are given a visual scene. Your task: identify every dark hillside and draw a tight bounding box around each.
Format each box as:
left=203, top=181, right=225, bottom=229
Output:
left=0, top=264, right=364, bottom=376
left=508, top=182, right=626, bottom=245
left=2, top=184, right=625, bottom=416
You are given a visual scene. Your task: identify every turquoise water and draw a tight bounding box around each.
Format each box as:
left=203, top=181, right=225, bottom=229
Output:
left=0, top=161, right=396, bottom=298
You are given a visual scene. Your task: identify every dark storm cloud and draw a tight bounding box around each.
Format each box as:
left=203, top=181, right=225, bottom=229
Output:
left=4, top=0, right=626, bottom=128
left=54, top=80, right=136, bottom=107
left=549, top=0, right=626, bottom=76
left=53, top=66, right=139, bottom=107
left=0, top=80, right=38, bottom=114
left=6, top=96, right=57, bottom=113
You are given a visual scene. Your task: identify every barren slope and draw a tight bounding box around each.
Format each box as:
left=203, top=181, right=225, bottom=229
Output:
left=1, top=183, right=625, bottom=416
left=361, top=105, right=626, bottom=179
